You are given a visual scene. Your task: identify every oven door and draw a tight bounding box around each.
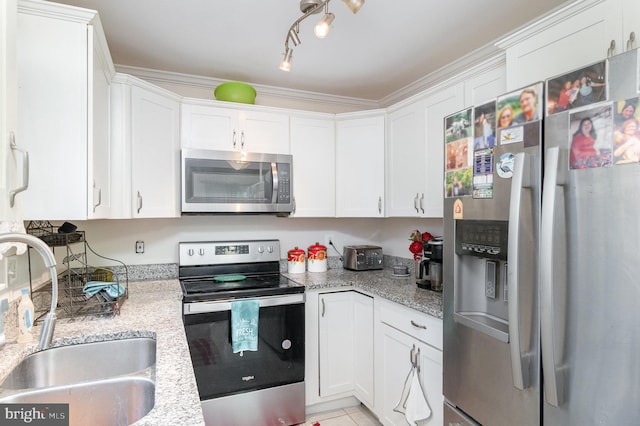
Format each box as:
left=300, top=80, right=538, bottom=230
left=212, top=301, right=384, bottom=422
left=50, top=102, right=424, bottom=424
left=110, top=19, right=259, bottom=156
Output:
left=183, top=293, right=305, bottom=400
left=181, top=148, right=292, bottom=213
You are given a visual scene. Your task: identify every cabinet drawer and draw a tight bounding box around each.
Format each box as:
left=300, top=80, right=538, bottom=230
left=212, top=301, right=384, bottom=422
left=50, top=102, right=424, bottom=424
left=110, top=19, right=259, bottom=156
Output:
left=378, top=300, right=442, bottom=350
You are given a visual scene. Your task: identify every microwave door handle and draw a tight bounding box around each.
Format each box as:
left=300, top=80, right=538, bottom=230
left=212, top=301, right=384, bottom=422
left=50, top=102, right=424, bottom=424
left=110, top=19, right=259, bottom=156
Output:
left=271, top=162, right=279, bottom=203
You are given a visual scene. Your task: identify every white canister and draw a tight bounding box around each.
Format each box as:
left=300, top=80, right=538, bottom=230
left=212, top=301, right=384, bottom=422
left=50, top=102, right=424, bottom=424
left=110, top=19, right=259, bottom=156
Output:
left=307, top=242, right=328, bottom=273
left=287, top=247, right=306, bottom=273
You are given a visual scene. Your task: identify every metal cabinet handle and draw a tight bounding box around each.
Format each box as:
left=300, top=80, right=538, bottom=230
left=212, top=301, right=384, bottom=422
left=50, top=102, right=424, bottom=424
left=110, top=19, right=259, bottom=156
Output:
left=419, top=193, right=425, bottom=214
left=232, top=130, right=237, bottom=149
left=92, top=182, right=102, bottom=212
left=607, top=39, right=616, bottom=57
left=413, top=193, right=419, bottom=213
left=540, top=147, right=566, bottom=407
left=321, top=298, right=326, bottom=317
left=411, top=320, right=427, bottom=330
left=292, top=197, right=296, bottom=214
left=9, top=133, right=29, bottom=208
left=410, top=344, right=420, bottom=372
left=137, top=191, right=143, bottom=214
left=378, top=196, right=382, bottom=214
left=240, top=130, right=245, bottom=150
left=507, top=152, right=533, bottom=390
left=627, top=32, right=636, bottom=51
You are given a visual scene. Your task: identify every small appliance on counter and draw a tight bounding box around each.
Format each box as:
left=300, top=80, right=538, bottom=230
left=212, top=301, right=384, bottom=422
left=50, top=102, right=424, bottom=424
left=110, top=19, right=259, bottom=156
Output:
left=416, top=237, right=443, bottom=291
left=342, top=245, right=383, bottom=271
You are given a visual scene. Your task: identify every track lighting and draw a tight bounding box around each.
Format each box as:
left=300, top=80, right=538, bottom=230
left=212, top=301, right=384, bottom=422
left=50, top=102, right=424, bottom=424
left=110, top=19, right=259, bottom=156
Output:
left=314, top=11, right=335, bottom=39
left=279, top=0, right=365, bottom=71
left=279, top=47, right=293, bottom=72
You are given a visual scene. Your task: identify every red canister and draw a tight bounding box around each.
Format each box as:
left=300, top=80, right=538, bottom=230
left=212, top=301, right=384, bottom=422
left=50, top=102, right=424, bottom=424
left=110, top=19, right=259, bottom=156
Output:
left=287, top=247, right=306, bottom=273
left=307, top=242, right=327, bottom=272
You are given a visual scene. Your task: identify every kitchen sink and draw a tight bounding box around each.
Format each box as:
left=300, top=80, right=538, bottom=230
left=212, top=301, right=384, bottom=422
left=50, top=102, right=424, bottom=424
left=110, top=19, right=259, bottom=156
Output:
left=0, top=377, right=155, bottom=426
left=0, top=337, right=157, bottom=426
left=0, top=337, right=156, bottom=389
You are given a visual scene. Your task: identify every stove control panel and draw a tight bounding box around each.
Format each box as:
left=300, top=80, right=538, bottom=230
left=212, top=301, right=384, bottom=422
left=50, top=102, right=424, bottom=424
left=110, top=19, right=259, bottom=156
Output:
left=179, top=240, right=281, bottom=266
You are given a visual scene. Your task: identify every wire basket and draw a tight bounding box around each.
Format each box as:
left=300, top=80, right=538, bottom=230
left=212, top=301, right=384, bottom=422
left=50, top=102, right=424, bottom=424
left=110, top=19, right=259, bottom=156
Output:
left=57, top=267, right=126, bottom=318
left=26, top=221, right=83, bottom=247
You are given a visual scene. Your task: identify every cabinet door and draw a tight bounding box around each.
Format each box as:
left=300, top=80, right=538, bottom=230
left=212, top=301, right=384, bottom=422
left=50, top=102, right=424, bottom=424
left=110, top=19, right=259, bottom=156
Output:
left=386, top=101, right=426, bottom=217
left=376, top=324, right=442, bottom=426
left=319, top=292, right=355, bottom=397
left=130, top=86, right=180, bottom=218
left=422, top=83, right=464, bottom=218
left=18, top=9, right=88, bottom=220
left=239, top=110, right=290, bottom=154
left=1, top=0, right=18, bottom=220
left=501, top=1, right=612, bottom=90
left=88, top=26, right=112, bottom=219
left=180, top=103, right=236, bottom=150
left=290, top=116, right=335, bottom=217
left=352, top=292, right=374, bottom=408
left=335, top=114, right=385, bottom=217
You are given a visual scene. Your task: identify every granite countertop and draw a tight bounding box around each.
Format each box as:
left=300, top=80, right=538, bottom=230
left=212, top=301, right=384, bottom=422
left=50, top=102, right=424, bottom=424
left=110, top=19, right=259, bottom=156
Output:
left=0, top=279, right=205, bottom=426
left=0, top=265, right=439, bottom=426
left=284, top=267, right=443, bottom=319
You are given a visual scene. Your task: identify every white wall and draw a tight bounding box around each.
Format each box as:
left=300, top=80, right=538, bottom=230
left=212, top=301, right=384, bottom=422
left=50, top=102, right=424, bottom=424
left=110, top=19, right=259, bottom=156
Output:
left=52, top=216, right=443, bottom=266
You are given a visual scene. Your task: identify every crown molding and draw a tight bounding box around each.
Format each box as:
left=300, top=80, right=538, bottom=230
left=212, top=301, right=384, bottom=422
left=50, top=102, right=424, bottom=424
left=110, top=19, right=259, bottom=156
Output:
left=115, top=64, right=379, bottom=111
left=495, top=0, right=602, bottom=49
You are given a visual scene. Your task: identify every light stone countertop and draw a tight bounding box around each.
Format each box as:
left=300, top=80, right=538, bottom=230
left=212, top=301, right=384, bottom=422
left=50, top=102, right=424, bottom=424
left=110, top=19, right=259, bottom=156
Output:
left=0, top=279, right=205, bottom=426
left=284, top=267, right=443, bottom=319
left=0, top=265, right=440, bottom=426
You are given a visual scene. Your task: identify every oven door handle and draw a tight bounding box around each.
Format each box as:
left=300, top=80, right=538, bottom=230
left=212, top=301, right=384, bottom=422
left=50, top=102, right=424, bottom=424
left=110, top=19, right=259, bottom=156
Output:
left=184, top=293, right=305, bottom=314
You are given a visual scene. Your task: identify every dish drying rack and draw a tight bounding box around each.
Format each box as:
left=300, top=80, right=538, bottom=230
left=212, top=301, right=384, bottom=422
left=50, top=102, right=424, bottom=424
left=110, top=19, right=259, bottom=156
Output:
left=26, top=221, right=128, bottom=322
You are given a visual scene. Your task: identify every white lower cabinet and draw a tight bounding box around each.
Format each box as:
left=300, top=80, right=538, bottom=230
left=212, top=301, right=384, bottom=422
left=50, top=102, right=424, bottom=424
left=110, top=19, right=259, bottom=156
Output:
left=306, top=290, right=374, bottom=409
left=375, top=299, right=443, bottom=426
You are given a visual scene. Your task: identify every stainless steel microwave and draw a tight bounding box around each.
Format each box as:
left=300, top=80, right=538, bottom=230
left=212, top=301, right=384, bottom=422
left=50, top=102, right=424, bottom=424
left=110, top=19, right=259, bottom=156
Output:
left=181, top=148, right=293, bottom=214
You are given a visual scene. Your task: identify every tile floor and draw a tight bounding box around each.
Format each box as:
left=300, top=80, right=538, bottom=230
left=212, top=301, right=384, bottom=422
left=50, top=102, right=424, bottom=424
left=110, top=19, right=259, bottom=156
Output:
left=301, top=404, right=383, bottom=426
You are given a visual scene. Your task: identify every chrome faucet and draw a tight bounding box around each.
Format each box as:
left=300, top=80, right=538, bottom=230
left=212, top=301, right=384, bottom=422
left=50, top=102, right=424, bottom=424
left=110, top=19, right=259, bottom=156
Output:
left=0, top=233, right=58, bottom=350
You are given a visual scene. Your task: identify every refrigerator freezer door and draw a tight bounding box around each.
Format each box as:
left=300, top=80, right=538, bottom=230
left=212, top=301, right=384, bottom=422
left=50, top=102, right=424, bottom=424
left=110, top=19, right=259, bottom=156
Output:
left=542, top=51, right=640, bottom=425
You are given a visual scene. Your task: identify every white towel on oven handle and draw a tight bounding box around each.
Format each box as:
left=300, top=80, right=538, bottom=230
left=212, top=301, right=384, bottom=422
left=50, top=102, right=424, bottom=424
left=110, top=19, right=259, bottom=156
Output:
left=393, top=365, right=431, bottom=425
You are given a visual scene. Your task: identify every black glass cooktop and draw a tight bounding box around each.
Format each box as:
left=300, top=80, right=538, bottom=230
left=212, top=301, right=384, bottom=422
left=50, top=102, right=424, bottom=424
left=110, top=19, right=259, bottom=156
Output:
left=180, top=273, right=304, bottom=302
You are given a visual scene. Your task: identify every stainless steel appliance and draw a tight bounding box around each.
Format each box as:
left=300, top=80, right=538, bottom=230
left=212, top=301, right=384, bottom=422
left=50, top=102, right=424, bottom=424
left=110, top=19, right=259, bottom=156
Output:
left=181, top=148, right=293, bottom=214
left=417, top=237, right=444, bottom=291
left=342, top=245, right=383, bottom=270
left=444, top=50, right=640, bottom=425
left=179, top=240, right=305, bottom=426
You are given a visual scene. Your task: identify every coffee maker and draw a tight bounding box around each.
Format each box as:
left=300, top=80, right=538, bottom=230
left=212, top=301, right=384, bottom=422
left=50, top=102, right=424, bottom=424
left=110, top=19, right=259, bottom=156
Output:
left=417, top=237, right=444, bottom=291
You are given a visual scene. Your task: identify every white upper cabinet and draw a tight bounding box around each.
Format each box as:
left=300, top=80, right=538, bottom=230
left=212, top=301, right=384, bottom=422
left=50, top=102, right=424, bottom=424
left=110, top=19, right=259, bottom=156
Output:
left=181, top=101, right=290, bottom=154
left=386, top=83, right=464, bottom=218
left=498, top=0, right=638, bottom=90
left=386, top=98, right=427, bottom=217
left=289, top=115, right=336, bottom=217
left=1, top=0, right=19, bottom=221
left=335, top=112, right=385, bottom=217
left=17, top=0, right=114, bottom=220
left=111, top=75, right=181, bottom=219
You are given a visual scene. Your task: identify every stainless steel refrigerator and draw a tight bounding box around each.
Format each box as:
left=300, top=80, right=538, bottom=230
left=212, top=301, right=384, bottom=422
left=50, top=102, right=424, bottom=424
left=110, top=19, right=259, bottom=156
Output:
left=443, top=49, right=640, bottom=425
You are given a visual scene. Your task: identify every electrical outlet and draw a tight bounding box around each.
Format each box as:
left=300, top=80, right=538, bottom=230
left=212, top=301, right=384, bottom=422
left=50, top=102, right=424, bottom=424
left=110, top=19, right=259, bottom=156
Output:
left=135, top=241, right=144, bottom=254
left=325, top=235, right=333, bottom=247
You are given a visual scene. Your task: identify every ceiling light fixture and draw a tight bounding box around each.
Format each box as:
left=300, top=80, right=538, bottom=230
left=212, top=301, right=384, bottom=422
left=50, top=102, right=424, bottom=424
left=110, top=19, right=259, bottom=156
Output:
left=279, top=0, right=364, bottom=72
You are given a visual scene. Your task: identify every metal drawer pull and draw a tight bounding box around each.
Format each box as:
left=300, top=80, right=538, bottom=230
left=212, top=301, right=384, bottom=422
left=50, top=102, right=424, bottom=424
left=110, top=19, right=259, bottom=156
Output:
left=411, top=320, right=427, bottom=329
left=410, top=344, right=420, bottom=372
left=137, top=191, right=143, bottom=213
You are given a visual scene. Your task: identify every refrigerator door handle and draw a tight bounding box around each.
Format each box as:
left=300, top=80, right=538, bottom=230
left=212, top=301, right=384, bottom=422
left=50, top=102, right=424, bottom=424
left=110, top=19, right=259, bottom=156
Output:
left=507, top=152, right=531, bottom=390
left=540, top=146, right=566, bottom=407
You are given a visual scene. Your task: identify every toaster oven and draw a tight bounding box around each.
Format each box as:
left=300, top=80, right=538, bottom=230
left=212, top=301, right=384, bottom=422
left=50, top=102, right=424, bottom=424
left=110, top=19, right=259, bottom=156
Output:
left=343, top=245, right=383, bottom=271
